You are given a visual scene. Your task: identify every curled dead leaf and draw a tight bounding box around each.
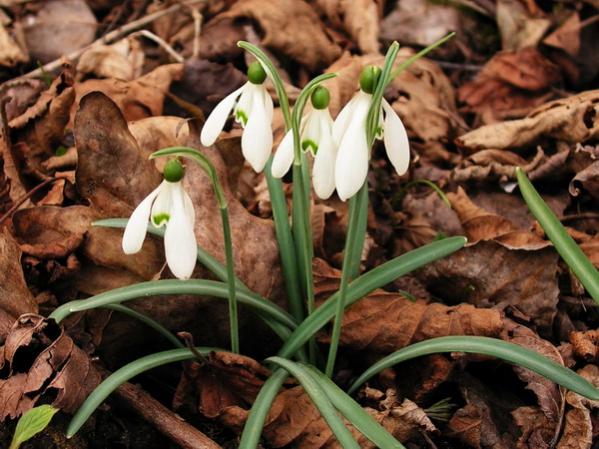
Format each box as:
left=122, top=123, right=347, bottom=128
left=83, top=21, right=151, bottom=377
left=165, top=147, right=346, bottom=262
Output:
left=0, top=314, right=100, bottom=420
left=456, top=90, right=599, bottom=154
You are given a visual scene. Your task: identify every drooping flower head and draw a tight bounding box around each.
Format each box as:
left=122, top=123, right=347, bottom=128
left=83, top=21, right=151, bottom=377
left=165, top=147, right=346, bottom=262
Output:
left=122, top=159, right=197, bottom=280
left=200, top=61, right=274, bottom=172
left=271, top=86, right=337, bottom=199
left=333, top=65, right=410, bottom=201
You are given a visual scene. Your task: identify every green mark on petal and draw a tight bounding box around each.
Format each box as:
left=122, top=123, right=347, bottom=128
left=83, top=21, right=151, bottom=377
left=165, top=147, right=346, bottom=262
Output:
left=152, top=213, right=170, bottom=226
left=236, top=109, right=248, bottom=126
left=302, top=139, right=318, bottom=155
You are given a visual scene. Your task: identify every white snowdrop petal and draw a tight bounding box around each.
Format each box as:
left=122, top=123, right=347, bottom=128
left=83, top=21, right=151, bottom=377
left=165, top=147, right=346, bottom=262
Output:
left=262, top=87, right=274, bottom=122
left=235, top=83, right=255, bottom=127
left=150, top=181, right=172, bottom=228
left=382, top=100, right=410, bottom=175
left=301, top=109, right=322, bottom=150
left=182, top=184, right=195, bottom=227
left=242, top=88, right=273, bottom=172
left=122, top=183, right=162, bottom=254
left=164, top=186, right=198, bottom=280
left=332, top=92, right=369, bottom=146
left=200, top=84, right=245, bottom=147
left=271, top=129, right=294, bottom=178
left=313, top=131, right=336, bottom=199
left=334, top=100, right=370, bottom=201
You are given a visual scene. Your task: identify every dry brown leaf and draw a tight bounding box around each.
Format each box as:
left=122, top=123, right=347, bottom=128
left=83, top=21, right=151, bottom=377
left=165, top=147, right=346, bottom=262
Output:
left=448, top=374, right=519, bottom=449
left=458, top=48, right=561, bottom=123
left=74, top=92, right=161, bottom=216
left=557, top=365, right=599, bottom=449
left=23, top=0, right=97, bottom=63
left=456, top=90, right=599, bottom=153
left=0, top=314, right=100, bottom=419
left=76, top=38, right=144, bottom=81
left=416, top=240, right=559, bottom=332
left=74, top=63, right=183, bottom=122
left=221, top=0, right=341, bottom=71
left=380, top=0, right=459, bottom=48
left=0, top=21, right=28, bottom=67
left=447, top=187, right=547, bottom=249
left=177, top=352, right=435, bottom=448
left=496, top=0, right=550, bottom=51
left=313, top=258, right=503, bottom=353
left=570, top=159, right=599, bottom=201
left=0, top=229, right=37, bottom=341
left=504, top=323, right=565, bottom=421
left=511, top=406, right=556, bottom=449
left=569, top=329, right=599, bottom=361
left=314, top=0, right=380, bottom=53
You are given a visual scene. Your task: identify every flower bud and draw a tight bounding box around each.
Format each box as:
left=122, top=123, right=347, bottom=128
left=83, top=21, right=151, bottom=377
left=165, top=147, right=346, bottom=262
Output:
left=247, top=61, right=267, bottom=85
left=163, top=159, right=184, bottom=182
left=310, top=86, right=330, bottom=110
left=359, top=65, right=382, bottom=94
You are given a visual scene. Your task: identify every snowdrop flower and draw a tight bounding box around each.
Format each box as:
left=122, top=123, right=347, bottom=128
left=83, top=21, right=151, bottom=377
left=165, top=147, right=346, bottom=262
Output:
left=122, top=159, right=197, bottom=280
left=333, top=65, right=410, bottom=201
left=200, top=61, right=274, bottom=172
left=271, top=86, right=337, bottom=199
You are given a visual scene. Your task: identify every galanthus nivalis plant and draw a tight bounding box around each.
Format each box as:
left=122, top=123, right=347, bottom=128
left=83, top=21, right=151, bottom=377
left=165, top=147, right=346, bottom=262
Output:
left=272, top=86, right=337, bottom=199
left=333, top=65, right=410, bottom=201
left=122, top=159, right=197, bottom=280
left=200, top=61, right=274, bottom=172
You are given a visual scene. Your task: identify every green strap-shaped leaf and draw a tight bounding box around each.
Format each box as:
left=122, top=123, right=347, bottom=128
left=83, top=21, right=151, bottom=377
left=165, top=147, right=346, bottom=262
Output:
left=266, top=357, right=360, bottom=449
left=303, top=365, right=405, bottom=449
left=10, top=405, right=58, bottom=449
left=517, top=167, right=599, bottom=303
left=349, top=336, right=599, bottom=400
left=277, top=236, right=467, bottom=359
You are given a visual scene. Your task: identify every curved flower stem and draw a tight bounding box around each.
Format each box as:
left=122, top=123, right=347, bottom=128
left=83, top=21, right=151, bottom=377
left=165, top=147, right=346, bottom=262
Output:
left=150, top=146, right=239, bottom=353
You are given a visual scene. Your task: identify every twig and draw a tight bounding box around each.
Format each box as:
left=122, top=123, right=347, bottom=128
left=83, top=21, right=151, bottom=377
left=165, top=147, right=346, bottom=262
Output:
left=112, top=377, right=222, bottom=449
left=130, top=29, right=184, bottom=63
left=0, top=177, right=56, bottom=225
left=4, top=0, right=204, bottom=84
left=189, top=6, right=203, bottom=59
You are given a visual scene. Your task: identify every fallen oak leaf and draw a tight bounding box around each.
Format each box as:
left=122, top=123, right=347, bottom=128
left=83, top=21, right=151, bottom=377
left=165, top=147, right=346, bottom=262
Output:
left=313, top=258, right=503, bottom=354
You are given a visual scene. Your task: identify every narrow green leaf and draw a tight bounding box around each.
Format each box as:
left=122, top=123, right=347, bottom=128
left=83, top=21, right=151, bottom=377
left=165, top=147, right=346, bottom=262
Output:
left=67, top=347, right=218, bottom=438
left=304, top=365, right=405, bottom=449
left=266, top=358, right=360, bottom=449
left=277, top=236, right=467, bottom=359
left=265, top=157, right=304, bottom=323
left=10, top=405, right=58, bottom=449
left=239, top=369, right=288, bottom=449
left=49, top=280, right=296, bottom=339
left=517, top=167, right=599, bottom=303
left=349, top=336, right=599, bottom=400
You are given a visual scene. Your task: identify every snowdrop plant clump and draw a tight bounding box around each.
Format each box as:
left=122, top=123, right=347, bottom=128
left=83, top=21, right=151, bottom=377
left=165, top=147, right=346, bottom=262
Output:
left=200, top=61, right=273, bottom=172
left=122, top=159, right=197, bottom=280
left=58, top=35, right=599, bottom=449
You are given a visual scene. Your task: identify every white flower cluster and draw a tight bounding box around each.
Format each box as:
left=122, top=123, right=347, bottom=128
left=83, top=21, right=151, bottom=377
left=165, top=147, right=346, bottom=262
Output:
left=123, top=61, right=410, bottom=280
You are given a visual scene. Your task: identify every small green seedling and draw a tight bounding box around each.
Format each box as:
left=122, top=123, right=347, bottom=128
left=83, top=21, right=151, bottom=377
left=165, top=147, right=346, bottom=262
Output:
left=9, top=405, right=58, bottom=449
